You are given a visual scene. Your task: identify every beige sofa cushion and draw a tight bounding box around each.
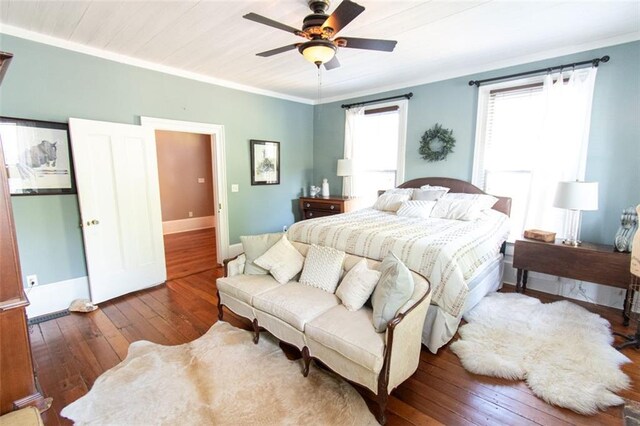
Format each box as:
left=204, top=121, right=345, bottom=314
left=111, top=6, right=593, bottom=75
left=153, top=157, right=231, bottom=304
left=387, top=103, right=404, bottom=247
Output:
left=306, top=305, right=385, bottom=372
left=216, top=274, right=282, bottom=305
left=253, top=282, right=339, bottom=331
left=254, top=235, right=305, bottom=284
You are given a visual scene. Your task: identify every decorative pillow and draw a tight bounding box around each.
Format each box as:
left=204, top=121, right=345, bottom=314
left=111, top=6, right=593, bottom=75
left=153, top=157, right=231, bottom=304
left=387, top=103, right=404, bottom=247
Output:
left=335, top=259, right=381, bottom=311
left=397, top=200, right=437, bottom=219
left=371, top=252, right=414, bottom=332
left=254, top=235, right=305, bottom=284
left=299, top=245, right=346, bottom=293
left=413, top=185, right=450, bottom=201
left=442, top=192, right=498, bottom=207
left=240, top=233, right=283, bottom=274
left=430, top=194, right=498, bottom=221
left=373, top=189, right=413, bottom=212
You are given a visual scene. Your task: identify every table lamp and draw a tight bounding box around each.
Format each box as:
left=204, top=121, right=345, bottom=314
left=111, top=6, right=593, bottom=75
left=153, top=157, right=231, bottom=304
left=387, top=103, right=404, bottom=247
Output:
left=553, top=181, right=599, bottom=246
left=337, top=159, right=353, bottom=196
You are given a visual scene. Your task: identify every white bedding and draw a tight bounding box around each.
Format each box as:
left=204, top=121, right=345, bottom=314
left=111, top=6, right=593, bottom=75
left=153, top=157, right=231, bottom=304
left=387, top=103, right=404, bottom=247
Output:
left=287, top=208, right=510, bottom=320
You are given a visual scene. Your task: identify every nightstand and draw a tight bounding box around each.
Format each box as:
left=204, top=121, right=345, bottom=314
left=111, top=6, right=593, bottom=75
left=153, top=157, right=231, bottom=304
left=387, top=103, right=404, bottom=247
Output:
left=513, top=238, right=632, bottom=324
left=299, top=195, right=357, bottom=220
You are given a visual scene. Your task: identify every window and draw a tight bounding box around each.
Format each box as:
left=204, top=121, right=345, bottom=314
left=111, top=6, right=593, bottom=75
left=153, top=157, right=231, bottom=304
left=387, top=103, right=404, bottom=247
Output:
left=344, top=100, right=408, bottom=206
left=473, top=68, right=598, bottom=241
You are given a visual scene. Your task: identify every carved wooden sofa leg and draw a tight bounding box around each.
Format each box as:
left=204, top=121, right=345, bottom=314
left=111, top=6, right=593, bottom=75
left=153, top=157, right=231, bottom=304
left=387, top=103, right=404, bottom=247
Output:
left=302, top=347, right=311, bottom=377
left=375, top=390, right=389, bottom=425
left=216, top=291, right=224, bottom=321
left=252, top=319, right=260, bottom=344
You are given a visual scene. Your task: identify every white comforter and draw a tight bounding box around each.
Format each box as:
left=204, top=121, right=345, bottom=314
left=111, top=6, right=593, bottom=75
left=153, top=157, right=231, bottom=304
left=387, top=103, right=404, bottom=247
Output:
left=287, top=208, right=510, bottom=318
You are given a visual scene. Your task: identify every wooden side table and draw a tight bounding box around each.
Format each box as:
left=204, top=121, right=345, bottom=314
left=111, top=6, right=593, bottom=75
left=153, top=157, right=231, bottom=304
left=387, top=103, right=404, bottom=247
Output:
left=299, top=195, right=357, bottom=221
left=513, top=238, right=632, bottom=325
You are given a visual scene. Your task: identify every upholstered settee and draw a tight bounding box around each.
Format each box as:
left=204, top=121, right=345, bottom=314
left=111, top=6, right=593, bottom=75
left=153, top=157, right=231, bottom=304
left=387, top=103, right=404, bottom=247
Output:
left=216, top=241, right=432, bottom=424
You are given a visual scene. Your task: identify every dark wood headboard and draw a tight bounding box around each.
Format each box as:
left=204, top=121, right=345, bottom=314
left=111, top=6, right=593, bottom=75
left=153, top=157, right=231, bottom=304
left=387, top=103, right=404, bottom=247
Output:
left=398, top=177, right=512, bottom=217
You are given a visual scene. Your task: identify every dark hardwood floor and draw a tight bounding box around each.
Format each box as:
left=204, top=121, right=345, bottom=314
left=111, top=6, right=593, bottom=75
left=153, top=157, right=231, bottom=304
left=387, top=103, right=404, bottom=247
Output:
left=163, top=228, right=216, bottom=280
left=30, top=232, right=638, bottom=425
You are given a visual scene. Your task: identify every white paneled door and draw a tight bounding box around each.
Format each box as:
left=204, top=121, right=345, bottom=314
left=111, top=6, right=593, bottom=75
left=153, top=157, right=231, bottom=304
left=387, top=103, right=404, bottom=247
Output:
left=69, top=118, right=166, bottom=303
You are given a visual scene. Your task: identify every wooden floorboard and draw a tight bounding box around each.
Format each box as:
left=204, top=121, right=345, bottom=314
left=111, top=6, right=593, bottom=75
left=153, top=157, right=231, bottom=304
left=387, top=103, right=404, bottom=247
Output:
left=30, top=231, right=638, bottom=425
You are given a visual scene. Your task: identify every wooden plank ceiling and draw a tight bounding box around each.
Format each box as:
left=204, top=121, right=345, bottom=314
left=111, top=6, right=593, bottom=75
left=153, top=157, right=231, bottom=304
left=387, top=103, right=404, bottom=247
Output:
left=0, top=0, right=638, bottom=102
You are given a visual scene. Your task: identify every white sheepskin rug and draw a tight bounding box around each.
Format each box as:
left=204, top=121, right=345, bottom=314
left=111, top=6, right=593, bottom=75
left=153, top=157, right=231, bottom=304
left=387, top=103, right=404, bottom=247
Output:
left=61, top=322, right=376, bottom=425
left=450, top=293, right=631, bottom=415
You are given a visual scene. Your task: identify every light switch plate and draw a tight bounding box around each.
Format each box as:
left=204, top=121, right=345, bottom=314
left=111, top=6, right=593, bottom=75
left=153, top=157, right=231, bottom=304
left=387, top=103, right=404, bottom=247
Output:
left=231, top=184, right=239, bottom=192
left=198, top=178, right=205, bottom=183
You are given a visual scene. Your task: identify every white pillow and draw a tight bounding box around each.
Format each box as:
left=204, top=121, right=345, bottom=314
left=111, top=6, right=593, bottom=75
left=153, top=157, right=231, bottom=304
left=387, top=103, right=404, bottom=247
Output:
left=371, top=252, right=414, bottom=332
left=413, top=185, right=450, bottom=201
left=373, top=189, right=412, bottom=212
left=430, top=195, right=498, bottom=221
left=240, top=233, right=282, bottom=275
left=397, top=200, right=436, bottom=219
left=336, top=259, right=381, bottom=311
left=299, top=245, right=346, bottom=293
left=254, top=235, right=305, bottom=284
left=442, top=193, right=498, bottom=210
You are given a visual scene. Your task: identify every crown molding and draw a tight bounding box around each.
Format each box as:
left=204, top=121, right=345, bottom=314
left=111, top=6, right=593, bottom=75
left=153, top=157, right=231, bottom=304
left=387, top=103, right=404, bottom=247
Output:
left=315, top=31, right=640, bottom=105
left=0, top=24, right=314, bottom=105
left=1, top=24, right=638, bottom=107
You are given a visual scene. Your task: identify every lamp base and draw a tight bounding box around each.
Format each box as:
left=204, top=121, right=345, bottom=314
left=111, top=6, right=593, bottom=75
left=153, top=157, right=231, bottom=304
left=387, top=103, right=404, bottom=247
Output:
left=562, top=239, right=582, bottom=247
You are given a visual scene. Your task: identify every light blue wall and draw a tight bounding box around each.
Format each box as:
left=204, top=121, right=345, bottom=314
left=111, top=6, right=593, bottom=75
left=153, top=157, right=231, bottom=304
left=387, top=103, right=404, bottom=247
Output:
left=314, top=41, right=640, bottom=245
left=0, top=34, right=314, bottom=286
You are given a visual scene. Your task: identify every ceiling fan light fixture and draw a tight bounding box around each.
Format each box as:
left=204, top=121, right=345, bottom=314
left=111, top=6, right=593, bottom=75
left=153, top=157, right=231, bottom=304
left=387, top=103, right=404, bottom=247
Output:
left=300, top=41, right=336, bottom=66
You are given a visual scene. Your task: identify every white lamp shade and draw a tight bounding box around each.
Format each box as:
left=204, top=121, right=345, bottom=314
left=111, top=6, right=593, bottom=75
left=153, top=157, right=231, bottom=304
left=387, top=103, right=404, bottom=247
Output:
left=337, top=159, right=354, bottom=176
left=302, top=45, right=335, bottom=65
left=553, top=181, right=599, bottom=211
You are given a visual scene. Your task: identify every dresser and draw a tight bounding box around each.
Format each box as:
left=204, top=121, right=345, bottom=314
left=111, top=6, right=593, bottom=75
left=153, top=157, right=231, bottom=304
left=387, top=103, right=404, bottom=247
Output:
left=0, top=142, right=49, bottom=414
left=513, top=238, right=632, bottom=324
left=299, top=196, right=357, bottom=220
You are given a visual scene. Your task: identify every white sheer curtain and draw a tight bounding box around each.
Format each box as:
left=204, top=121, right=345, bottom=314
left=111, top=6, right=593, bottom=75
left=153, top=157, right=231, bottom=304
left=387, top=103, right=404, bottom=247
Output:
left=524, top=67, right=598, bottom=235
left=342, top=106, right=365, bottom=197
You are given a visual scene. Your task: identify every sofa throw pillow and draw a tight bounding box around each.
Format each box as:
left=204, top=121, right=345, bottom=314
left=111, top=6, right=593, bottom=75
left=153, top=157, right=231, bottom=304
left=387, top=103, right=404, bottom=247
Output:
left=373, top=189, right=413, bottom=212
left=299, top=244, right=346, bottom=293
left=240, top=233, right=283, bottom=274
left=397, top=200, right=437, bottom=219
left=371, top=252, right=414, bottom=332
left=336, top=258, right=381, bottom=311
left=254, top=235, right=305, bottom=284
left=413, top=185, right=450, bottom=201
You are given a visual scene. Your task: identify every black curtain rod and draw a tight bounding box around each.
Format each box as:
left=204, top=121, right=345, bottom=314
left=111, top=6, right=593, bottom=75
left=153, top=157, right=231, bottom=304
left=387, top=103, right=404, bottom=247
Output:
left=468, top=55, right=610, bottom=87
left=341, top=92, right=413, bottom=109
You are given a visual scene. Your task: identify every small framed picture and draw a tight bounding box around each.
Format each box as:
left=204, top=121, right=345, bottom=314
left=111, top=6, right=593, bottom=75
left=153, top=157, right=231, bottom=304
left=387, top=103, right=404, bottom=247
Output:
left=250, top=140, right=280, bottom=185
left=0, top=117, right=76, bottom=195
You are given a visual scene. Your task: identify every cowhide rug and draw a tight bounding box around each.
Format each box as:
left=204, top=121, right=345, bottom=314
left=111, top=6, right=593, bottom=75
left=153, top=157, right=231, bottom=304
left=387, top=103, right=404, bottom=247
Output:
left=62, top=321, right=376, bottom=425
left=450, top=293, right=631, bottom=415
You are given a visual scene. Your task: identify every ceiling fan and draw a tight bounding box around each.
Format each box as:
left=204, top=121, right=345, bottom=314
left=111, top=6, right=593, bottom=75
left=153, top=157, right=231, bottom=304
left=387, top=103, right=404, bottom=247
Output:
left=243, top=0, right=397, bottom=70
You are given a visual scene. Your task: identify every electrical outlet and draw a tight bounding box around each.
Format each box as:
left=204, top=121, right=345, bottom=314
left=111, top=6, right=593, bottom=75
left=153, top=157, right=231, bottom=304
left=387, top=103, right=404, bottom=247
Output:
left=282, top=225, right=288, bottom=232
left=26, top=274, right=38, bottom=287
left=188, top=211, right=193, bottom=217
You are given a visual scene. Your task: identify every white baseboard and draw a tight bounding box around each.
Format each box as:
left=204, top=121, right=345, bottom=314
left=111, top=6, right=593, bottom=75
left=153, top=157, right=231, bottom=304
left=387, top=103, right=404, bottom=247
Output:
left=25, top=276, right=90, bottom=318
left=228, top=243, right=243, bottom=258
left=502, top=253, right=626, bottom=310
left=162, top=216, right=215, bottom=235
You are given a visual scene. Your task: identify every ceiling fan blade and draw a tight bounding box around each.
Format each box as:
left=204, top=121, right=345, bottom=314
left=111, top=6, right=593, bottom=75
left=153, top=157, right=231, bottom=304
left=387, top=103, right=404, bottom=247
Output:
left=256, top=44, right=300, bottom=57
left=322, top=0, right=365, bottom=36
left=323, top=56, right=341, bottom=71
left=335, top=37, right=397, bottom=52
left=243, top=12, right=303, bottom=37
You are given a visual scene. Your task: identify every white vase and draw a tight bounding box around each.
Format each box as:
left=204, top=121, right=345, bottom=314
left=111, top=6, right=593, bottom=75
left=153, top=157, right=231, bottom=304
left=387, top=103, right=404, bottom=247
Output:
left=321, top=179, right=330, bottom=197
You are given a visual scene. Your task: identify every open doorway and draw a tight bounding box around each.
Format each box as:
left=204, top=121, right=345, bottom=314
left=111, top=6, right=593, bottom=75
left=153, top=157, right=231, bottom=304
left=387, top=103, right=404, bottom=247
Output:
left=155, top=130, right=217, bottom=280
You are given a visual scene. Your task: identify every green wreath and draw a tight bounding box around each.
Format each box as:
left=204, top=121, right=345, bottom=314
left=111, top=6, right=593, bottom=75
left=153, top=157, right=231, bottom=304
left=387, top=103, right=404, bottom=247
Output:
left=419, top=123, right=455, bottom=162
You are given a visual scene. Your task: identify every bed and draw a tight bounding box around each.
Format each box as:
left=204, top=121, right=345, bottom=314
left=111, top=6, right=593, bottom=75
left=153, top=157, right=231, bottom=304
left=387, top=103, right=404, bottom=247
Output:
left=287, top=177, right=511, bottom=353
